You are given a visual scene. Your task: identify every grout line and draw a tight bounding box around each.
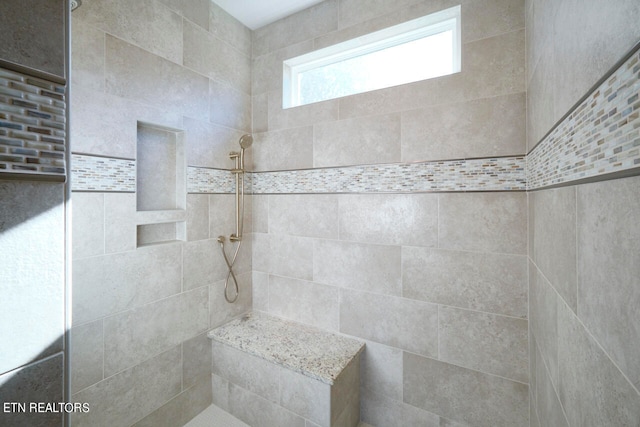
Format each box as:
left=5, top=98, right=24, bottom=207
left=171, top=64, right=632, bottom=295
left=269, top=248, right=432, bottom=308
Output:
left=101, top=318, right=105, bottom=383
left=558, top=295, right=640, bottom=398
left=268, top=263, right=527, bottom=321
left=574, top=185, right=579, bottom=319
left=532, top=258, right=640, bottom=399
left=532, top=336, right=570, bottom=426
left=2, top=351, right=67, bottom=381
left=180, top=243, right=184, bottom=293
left=102, top=193, right=106, bottom=255
left=399, top=245, right=405, bottom=299
left=436, top=302, right=528, bottom=321
left=402, top=348, right=530, bottom=386
left=73, top=283, right=209, bottom=330
left=180, top=342, right=184, bottom=392
left=436, top=194, right=440, bottom=249
left=75, top=338, right=197, bottom=396
left=462, top=26, right=525, bottom=46
left=437, top=305, right=440, bottom=361
left=101, top=29, right=106, bottom=95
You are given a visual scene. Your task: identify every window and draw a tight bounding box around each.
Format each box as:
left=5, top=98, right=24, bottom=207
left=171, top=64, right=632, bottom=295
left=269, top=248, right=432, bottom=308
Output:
left=283, top=5, right=461, bottom=109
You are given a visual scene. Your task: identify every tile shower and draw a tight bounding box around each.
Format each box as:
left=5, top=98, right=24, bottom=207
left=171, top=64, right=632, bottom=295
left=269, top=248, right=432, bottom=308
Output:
left=1, top=0, right=639, bottom=427
left=69, top=1, right=253, bottom=425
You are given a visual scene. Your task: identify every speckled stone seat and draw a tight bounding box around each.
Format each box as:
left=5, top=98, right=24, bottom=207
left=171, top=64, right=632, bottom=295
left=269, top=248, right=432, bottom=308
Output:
left=208, top=312, right=365, bottom=427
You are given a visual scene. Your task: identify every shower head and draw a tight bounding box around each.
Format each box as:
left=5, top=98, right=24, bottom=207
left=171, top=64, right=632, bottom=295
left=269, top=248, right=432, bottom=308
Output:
left=239, top=134, right=253, bottom=149
left=237, top=134, right=253, bottom=170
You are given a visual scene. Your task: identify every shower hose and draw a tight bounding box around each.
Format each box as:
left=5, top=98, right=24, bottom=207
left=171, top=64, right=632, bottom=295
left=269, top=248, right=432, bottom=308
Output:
left=218, top=160, right=245, bottom=304
left=218, top=236, right=241, bottom=303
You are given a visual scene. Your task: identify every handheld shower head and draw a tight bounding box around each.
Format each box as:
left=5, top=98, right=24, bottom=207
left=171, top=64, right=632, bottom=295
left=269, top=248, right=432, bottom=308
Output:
left=237, top=134, right=253, bottom=171
left=239, top=134, right=253, bottom=149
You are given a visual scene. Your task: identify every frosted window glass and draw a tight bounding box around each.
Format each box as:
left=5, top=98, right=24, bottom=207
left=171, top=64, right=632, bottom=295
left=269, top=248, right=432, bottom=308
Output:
left=283, top=6, right=460, bottom=108
left=297, top=31, right=454, bottom=105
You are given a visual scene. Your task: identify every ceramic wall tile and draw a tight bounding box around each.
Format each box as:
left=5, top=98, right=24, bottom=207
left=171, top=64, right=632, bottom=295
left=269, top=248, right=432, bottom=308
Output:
left=72, top=243, right=182, bottom=325
left=268, top=194, right=339, bottom=239
left=268, top=275, right=340, bottom=331
left=132, top=377, right=212, bottom=427
left=403, top=353, right=529, bottom=427
left=439, top=306, right=529, bottom=383
left=70, top=320, right=103, bottom=394
left=313, top=114, right=401, bottom=167
left=577, top=175, right=640, bottom=389
left=530, top=186, right=577, bottom=312
left=209, top=1, right=251, bottom=55
left=462, top=29, right=525, bottom=100
left=252, top=0, right=338, bottom=57
left=360, top=341, right=403, bottom=401
left=530, top=262, right=559, bottom=388
left=252, top=127, right=314, bottom=171
left=339, top=194, right=438, bottom=247
left=402, top=247, right=527, bottom=318
left=0, top=0, right=65, bottom=77
left=209, top=272, right=253, bottom=328
left=71, top=19, right=105, bottom=91
left=71, top=346, right=182, bottom=427
left=73, top=0, right=183, bottom=64
left=105, top=35, right=209, bottom=122
left=401, top=93, right=526, bottom=162
left=314, top=239, right=402, bottom=296
left=439, top=192, right=527, bottom=254
left=340, top=289, right=438, bottom=357
left=159, top=0, right=210, bottom=31
left=0, top=354, right=64, bottom=427
left=72, top=192, right=104, bottom=259
left=557, top=300, right=640, bottom=426
left=102, top=287, right=208, bottom=376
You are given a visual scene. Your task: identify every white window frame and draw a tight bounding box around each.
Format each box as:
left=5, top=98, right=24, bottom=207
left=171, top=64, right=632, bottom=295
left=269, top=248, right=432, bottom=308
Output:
left=283, top=5, right=461, bottom=109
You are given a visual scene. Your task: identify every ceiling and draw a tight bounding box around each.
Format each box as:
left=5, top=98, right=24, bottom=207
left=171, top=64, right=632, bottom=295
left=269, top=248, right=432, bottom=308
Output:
left=212, top=0, right=325, bottom=30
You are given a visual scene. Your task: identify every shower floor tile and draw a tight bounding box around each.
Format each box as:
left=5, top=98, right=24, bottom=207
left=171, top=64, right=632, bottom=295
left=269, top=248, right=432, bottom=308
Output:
left=184, top=405, right=249, bottom=427
left=185, top=404, right=374, bottom=427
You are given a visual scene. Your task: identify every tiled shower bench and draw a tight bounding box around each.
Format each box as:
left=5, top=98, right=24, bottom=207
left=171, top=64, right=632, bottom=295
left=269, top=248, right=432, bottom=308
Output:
left=208, top=312, right=365, bottom=427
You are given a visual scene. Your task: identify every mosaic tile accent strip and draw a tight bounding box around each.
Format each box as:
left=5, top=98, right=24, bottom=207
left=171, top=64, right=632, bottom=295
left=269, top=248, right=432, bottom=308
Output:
left=187, top=166, right=242, bottom=193
left=527, top=47, right=640, bottom=189
left=71, top=154, right=135, bottom=191
left=0, top=67, right=67, bottom=179
left=250, top=157, right=526, bottom=193
left=73, top=158, right=525, bottom=193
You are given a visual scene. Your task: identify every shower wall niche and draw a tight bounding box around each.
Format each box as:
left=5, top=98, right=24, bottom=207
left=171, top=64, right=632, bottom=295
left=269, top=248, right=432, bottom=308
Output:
left=135, top=121, right=186, bottom=246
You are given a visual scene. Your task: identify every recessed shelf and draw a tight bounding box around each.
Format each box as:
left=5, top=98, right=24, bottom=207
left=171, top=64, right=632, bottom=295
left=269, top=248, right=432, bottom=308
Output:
left=135, top=121, right=186, bottom=247
left=137, top=222, right=185, bottom=247
left=136, top=122, right=185, bottom=212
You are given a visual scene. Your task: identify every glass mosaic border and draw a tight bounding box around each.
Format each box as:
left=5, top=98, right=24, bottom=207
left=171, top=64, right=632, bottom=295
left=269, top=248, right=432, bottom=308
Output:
left=72, top=154, right=135, bottom=192
left=527, top=45, right=640, bottom=189
left=72, top=159, right=239, bottom=193
left=0, top=67, right=67, bottom=179
left=250, top=157, right=525, bottom=193
left=187, top=166, right=238, bottom=194
left=72, top=156, right=525, bottom=193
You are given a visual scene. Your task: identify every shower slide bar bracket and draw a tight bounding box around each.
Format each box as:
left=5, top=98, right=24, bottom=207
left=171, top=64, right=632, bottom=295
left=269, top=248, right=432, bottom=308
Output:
left=217, top=134, right=253, bottom=304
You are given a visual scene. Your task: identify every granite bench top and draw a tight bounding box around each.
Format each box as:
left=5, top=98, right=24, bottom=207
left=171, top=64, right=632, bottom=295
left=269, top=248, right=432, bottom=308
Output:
left=208, top=312, right=365, bottom=385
